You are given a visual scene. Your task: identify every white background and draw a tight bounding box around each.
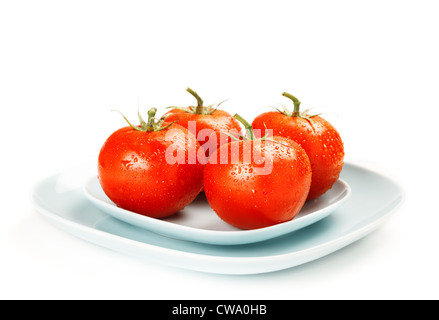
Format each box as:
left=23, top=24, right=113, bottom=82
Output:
left=1, top=0, right=438, bottom=300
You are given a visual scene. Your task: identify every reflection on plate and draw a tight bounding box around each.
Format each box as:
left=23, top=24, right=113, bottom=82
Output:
left=83, top=176, right=351, bottom=245
left=30, top=159, right=404, bottom=275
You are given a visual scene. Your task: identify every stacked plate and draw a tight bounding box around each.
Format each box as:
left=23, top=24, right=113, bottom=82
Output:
left=30, top=159, right=404, bottom=275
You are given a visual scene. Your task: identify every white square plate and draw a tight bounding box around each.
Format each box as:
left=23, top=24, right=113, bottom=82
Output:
left=31, top=159, right=404, bottom=275
left=83, top=175, right=351, bottom=245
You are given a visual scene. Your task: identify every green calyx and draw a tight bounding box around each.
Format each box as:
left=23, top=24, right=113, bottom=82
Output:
left=228, top=114, right=289, bottom=147
left=114, top=107, right=177, bottom=132
left=276, top=92, right=321, bottom=123
left=167, top=87, right=228, bottom=115
left=232, top=114, right=256, bottom=141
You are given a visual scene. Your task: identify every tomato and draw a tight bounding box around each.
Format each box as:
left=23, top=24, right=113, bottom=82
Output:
left=203, top=114, right=312, bottom=230
left=165, top=88, right=242, bottom=159
left=252, top=93, right=344, bottom=200
left=98, top=108, right=205, bottom=218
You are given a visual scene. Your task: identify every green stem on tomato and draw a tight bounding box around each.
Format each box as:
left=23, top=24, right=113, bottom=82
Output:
left=146, top=108, right=157, bottom=131
left=230, top=113, right=294, bottom=148
left=233, top=113, right=255, bottom=140
left=231, top=113, right=293, bottom=149
left=282, top=92, right=301, bottom=114
left=114, top=107, right=175, bottom=132
left=166, top=88, right=220, bottom=115
left=186, top=87, right=204, bottom=114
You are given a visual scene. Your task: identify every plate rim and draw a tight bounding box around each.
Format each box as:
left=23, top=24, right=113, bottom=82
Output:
left=82, top=175, right=352, bottom=245
left=31, top=186, right=403, bottom=274
left=29, top=159, right=405, bottom=274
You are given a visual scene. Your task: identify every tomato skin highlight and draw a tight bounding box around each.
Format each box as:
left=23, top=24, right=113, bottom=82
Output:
left=98, top=124, right=204, bottom=218
left=203, top=136, right=312, bottom=230
left=165, top=108, right=242, bottom=158
left=252, top=111, right=344, bottom=200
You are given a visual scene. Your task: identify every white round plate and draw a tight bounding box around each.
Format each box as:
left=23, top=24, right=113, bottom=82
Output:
left=30, top=159, right=404, bottom=275
left=83, top=176, right=351, bottom=245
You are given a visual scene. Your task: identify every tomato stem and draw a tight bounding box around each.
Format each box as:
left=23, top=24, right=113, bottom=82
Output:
left=146, top=108, right=157, bottom=131
left=186, top=87, right=204, bottom=114
left=232, top=113, right=293, bottom=148
left=233, top=113, right=254, bottom=140
left=167, top=88, right=221, bottom=115
left=279, top=92, right=319, bottom=131
left=282, top=92, right=301, bottom=114
left=114, top=107, right=175, bottom=132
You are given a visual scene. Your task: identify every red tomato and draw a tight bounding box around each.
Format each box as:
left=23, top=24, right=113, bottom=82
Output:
left=165, top=88, right=242, bottom=159
left=203, top=114, right=312, bottom=230
left=252, top=93, right=344, bottom=200
left=98, top=108, right=205, bottom=218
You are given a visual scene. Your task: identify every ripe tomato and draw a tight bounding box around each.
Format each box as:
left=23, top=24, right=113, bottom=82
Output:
left=252, top=93, right=344, bottom=200
left=165, top=88, right=242, bottom=159
left=203, top=114, right=312, bottom=230
left=98, top=108, right=205, bottom=218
